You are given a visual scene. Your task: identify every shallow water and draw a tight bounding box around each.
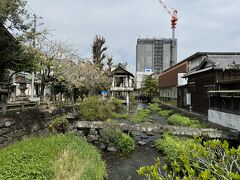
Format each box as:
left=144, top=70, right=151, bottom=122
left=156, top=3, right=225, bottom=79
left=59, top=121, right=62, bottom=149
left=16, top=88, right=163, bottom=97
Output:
left=101, top=103, right=164, bottom=180
left=102, top=146, right=161, bottom=180
left=102, top=132, right=162, bottom=180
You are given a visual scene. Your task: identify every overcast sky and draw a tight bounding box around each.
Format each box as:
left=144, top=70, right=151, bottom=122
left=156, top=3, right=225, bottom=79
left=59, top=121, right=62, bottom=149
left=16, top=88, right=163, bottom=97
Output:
left=27, top=0, right=240, bottom=71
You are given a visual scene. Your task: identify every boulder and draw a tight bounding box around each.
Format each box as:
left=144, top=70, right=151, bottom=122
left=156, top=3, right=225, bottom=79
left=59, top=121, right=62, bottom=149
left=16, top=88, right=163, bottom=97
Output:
left=107, top=146, right=117, bottom=152
left=138, top=141, right=146, bottom=146
left=99, top=143, right=107, bottom=150
left=87, top=134, right=99, bottom=142
left=5, top=121, right=12, bottom=127
left=126, top=175, right=132, bottom=180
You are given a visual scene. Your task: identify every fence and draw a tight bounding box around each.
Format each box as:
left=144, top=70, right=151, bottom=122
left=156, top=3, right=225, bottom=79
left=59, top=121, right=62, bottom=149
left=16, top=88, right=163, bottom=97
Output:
left=0, top=102, right=39, bottom=115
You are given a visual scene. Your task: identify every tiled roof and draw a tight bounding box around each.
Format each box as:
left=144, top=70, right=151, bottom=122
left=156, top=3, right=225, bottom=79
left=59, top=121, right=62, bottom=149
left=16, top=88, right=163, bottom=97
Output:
left=207, top=55, right=240, bottom=69
left=184, top=54, right=240, bottom=77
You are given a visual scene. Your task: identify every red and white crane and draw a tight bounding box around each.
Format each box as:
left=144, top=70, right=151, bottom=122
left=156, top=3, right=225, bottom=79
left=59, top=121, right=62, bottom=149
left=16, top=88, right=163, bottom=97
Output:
left=158, top=0, right=178, bottom=40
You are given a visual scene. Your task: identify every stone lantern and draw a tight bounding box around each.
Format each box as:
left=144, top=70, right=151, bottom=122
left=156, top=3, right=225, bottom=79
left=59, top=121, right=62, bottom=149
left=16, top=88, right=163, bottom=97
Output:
left=16, top=77, right=29, bottom=101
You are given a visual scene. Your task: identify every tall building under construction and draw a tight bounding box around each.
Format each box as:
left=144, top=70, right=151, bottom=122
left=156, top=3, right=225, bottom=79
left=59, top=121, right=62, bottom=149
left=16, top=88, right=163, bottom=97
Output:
left=136, top=37, right=177, bottom=74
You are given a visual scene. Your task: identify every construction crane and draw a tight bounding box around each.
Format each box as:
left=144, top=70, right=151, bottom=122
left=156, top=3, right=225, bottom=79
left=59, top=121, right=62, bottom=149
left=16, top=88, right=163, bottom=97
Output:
left=158, top=0, right=178, bottom=40
left=158, top=0, right=178, bottom=66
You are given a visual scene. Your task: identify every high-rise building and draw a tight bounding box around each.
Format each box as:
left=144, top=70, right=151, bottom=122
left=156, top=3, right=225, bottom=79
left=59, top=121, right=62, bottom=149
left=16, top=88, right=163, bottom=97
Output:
left=136, top=37, right=177, bottom=74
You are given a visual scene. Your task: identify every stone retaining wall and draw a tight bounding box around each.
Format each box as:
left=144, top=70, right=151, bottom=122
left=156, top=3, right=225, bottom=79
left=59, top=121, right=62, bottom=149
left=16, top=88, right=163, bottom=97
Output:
left=0, top=107, right=72, bottom=148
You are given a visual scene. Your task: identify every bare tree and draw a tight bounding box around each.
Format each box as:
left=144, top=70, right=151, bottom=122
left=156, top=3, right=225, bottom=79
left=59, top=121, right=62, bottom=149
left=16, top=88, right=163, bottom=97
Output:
left=35, top=35, right=81, bottom=100
left=91, top=35, right=107, bottom=69
left=56, top=60, right=111, bottom=96
left=107, top=56, right=113, bottom=72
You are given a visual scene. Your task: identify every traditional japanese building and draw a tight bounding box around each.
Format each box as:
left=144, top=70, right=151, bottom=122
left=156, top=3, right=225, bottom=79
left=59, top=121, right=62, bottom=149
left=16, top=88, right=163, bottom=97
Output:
left=158, top=52, right=204, bottom=107
left=183, top=53, right=240, bottom=130
left=110, top=64, right=134, bottom=106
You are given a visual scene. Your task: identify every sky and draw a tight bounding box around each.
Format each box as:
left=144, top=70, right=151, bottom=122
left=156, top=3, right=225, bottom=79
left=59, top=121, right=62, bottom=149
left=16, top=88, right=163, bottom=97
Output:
left=27, top=0, right=240, bottom=72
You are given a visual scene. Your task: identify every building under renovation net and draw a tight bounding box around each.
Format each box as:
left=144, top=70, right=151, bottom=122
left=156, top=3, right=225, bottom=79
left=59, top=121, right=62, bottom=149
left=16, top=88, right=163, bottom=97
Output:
left=136, top=37, right=177, bottom=74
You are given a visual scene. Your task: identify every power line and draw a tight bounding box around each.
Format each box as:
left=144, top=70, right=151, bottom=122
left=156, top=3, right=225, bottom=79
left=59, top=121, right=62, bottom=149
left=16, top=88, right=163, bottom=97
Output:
left=26, top=4, right=42, bottom=19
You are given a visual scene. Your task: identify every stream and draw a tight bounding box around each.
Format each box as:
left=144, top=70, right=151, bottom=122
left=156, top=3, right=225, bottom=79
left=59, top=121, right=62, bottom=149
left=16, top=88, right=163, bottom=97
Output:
left=102, top=131, right=163, bottom=180
left=101, top=103, right=165, bottom=180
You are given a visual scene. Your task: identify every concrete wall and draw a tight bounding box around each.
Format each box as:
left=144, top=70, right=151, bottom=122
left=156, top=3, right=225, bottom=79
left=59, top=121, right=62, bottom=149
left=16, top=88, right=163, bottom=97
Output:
left=162, top=43, right=171, bottom=71
left=159, top=87, right=177, bottom=99
left=136, top=38, right=177, bottom=74
left=136, top=42, right=153, bottom=72
left=171, top=41, right=177, bottom=66
left=208, top=109, right=240, bottom=131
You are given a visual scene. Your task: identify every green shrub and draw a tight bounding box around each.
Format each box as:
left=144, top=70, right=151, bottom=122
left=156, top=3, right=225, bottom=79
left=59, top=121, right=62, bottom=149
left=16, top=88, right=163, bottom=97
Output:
left=78, top=96, right=101, bottom=121
left=118, top=133, right=135, bottom=153
left=154, top=134, right=197, bottom=163
left=100, top=126, right=135, bottom=153
left=99, top=100, right=115, bottom=120
left=138, top=138, right=240, bottom=179
left=130, top=109, right=150, bottom=123
left=158, top=110, right=174, bottom=117
left=148, top=103, right=161, bottom=112
left=167, top=113, right=206, bottom=128
left=130, top=93, right=138, bottom=107
left=106, top=118, right=117, bottom=124
left=111, top=97, right=122, bottom=113
left=0, top=134, right=106, bottom=180
left=111, top=112, right=129, bottom=119
left=100, top=126, right=122, bottom=147
left=152, top=97, right=161, bottom=103
left=78, top=96, right=122, bottom=121
left=49, top=115, right=68, bottom=133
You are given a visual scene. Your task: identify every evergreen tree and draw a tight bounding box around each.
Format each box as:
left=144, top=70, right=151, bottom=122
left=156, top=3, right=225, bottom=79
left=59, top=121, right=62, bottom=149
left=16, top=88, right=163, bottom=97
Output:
left=141, top=75, right=158, bottom=103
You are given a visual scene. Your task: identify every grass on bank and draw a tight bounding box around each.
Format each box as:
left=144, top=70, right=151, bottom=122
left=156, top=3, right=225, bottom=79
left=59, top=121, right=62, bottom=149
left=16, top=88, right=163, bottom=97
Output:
left=154, top=134, right=198, bottom=163
left=158, top=110, right=174, bottom=118
left=0, top=134, right=106, bottom=180
left=148, top=103, right=161, bottom=112
left=111, top=112, right=129, bottom=119
left=159, top=99, right=177, bottom=107
left=130, top=109, right=150, bottom=123
left=167, top=113, right=207, bottom=128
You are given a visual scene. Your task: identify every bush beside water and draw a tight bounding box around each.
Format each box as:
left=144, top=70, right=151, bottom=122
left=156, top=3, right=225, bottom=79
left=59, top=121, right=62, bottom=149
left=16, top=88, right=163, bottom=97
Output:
left=111, top=112, right=129, bottom=119
left=0, top=134, right=106, bottom=180
left=158, top=110, right=174, bottom=118
left=130, top=109, right=150, bottom=123
left=167, top=113, right=207, bottom=128
left=148, top=103, right=161, bottom=112
left=139, top=135, right=240, bottom=179
left=49, top=115, right=68, bottom=133
left=78, top=96, right=122, bottom=121
left=100, top=126, right=135, bottom=153
left=154, top=134, right=197, bottom=163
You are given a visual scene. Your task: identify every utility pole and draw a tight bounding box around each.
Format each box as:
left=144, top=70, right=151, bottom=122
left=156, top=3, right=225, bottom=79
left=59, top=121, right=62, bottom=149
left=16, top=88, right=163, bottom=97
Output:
left=31, top=14, right=43, bottom=100
left=31, top=14, right=37, bottom=100
left=30, top=15, right=36, bottom=100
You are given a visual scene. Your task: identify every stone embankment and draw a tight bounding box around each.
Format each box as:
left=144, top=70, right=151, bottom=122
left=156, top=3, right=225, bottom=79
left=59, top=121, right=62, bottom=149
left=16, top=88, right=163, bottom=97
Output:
left=0, top=107, right=71, bottom=148
left=75, top=121, right=240, bottom=140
